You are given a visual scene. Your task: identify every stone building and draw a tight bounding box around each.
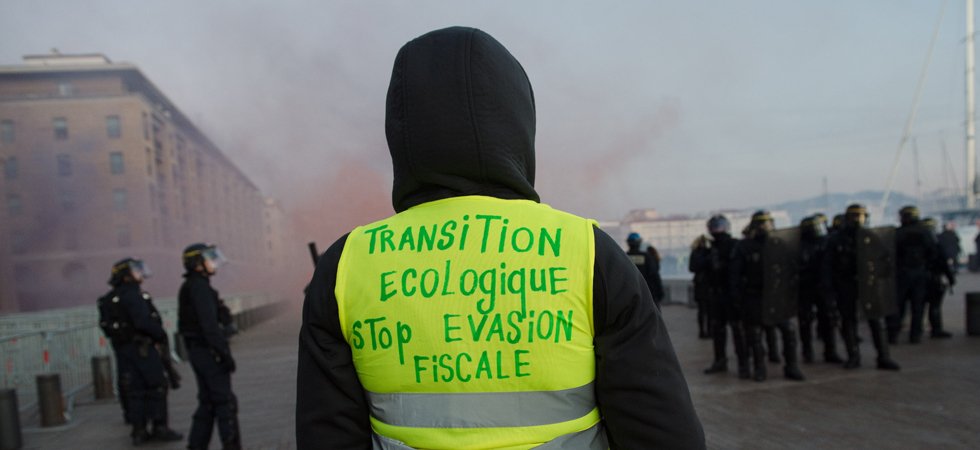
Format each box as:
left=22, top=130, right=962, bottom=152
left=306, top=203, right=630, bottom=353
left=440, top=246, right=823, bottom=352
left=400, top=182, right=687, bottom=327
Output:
left=0, top=53, right=286, bottom=312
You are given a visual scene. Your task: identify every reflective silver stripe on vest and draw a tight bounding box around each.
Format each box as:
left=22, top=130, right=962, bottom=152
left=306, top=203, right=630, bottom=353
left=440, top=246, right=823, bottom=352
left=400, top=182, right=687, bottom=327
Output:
left=367, top=382, right=595, bottom=428
left=371, top=422, right=608, bottom=450
left=533, top=422, right=607, bottom=450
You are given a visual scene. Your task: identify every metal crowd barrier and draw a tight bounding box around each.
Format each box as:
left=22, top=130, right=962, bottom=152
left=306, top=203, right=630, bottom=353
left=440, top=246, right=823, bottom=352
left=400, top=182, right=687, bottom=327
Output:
left=0, top=293, right=283, bottom=420
left=662, top=276, right=694, bottom=306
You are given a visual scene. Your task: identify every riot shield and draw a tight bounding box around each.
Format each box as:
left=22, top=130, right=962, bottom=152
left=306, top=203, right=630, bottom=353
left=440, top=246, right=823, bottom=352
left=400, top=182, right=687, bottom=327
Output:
left=761, top=227, right=800, bottom=326
left=856, top=226, right=896, bottom=319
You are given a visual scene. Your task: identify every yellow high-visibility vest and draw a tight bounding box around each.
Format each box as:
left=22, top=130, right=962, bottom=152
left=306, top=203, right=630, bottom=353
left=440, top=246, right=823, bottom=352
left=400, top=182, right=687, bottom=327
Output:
left=336, top=195, right=605, bottom=450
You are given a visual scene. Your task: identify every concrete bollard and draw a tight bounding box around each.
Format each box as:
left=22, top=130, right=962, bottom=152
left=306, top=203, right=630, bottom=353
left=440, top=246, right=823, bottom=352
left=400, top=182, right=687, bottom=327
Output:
left=0, top=388, right=22, bottom=450
left=91, top=356, right=114, bottom=400
left=36, top=374, right=65, bottom=427
left=967, top=292, right=980, bottom=336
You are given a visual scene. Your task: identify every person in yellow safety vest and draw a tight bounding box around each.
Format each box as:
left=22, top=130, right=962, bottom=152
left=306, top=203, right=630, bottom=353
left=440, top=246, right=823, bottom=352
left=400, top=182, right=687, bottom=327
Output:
left=296, top=26, right=705, bottom=450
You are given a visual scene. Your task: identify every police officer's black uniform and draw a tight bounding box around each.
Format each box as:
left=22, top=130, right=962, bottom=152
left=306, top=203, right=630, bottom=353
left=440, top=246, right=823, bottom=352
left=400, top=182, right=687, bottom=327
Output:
left=695, top=215, right=750, bottom=378
left=824, top=205, right=900, bottom=371
left=98, top=259, right=182, bottom=445
left=888, top=206, right=941, bottom=344
left=798, top=216, right=842, bottom=364
left=922, top=218, right=956, bottom=338
left=689, top=235, right=712, bottom=339
left=731, top=214, right=804, bottom=382
left=626, top=233, right=664, bottom=305
left=178, top=243, right=241, bottom=450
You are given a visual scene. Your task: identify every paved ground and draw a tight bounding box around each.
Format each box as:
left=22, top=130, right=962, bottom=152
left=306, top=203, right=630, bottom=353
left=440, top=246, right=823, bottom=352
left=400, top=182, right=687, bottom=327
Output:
left=17, top=274, right=980, bottom=449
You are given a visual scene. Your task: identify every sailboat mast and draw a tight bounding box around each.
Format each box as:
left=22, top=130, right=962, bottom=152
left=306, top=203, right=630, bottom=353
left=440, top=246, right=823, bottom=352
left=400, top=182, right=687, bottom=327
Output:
left=967, top=0, right=976, bottom=208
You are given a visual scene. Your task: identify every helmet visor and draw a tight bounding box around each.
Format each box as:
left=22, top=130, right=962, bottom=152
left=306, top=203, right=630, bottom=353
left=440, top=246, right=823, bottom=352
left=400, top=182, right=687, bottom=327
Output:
left=202, top=247, right=227, bottom=268
left=131, top=260, right=152, bottom=279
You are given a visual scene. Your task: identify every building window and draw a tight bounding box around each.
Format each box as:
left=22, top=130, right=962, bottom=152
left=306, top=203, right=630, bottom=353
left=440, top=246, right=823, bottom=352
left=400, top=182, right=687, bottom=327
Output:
left=110, top=152, right=124, bottom=174
left=10, top=231, right=27, bottom=254
left=145, top=147, right=153, bottom=175
left=60, top=190, right=75, bottom=212
left=116, top=225, right=131, bottom=247
left=112, top=188, right=127, bottom=211
left=106, top=115, right=121, bottom=138
left=3, top=156, right=16, bottom=180
left=58, top=83, right=74, bottom=96
left=142, top=112, right=150, bottom=140
left=57, top=154, right=71, bottom=176
left=53, top=117, right=68, bottom=140
left=6, top=194, right=22, bottom=216
left=0, top=120, right=13, bottom=143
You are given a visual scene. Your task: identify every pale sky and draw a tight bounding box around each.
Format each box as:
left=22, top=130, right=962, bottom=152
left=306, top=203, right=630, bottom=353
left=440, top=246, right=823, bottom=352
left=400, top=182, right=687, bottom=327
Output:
left=1, top=0, right=973, bottom=241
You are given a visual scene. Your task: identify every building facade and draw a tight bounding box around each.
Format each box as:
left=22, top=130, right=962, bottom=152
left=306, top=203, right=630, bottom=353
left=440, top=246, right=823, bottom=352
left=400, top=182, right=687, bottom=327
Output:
left=0, top=53, right=286, bottom=312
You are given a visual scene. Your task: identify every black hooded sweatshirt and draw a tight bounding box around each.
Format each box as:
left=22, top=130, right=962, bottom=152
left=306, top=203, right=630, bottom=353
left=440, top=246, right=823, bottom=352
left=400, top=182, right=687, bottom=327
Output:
left=296, top=26, right=704, bottom=450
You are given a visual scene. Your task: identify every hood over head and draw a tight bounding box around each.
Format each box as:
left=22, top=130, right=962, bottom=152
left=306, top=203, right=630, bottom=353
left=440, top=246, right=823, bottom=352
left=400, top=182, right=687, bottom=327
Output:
left=386, top=26, right=539, bottom=212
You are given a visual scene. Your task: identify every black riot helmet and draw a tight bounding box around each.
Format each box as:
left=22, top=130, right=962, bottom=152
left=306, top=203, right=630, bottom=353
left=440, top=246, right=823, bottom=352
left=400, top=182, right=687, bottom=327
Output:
left=182, top=243, right=227, bottom=274
left=707, top=214, right=731, bottom=235
left=109, top=258, right=150, bottom=286
left=749, top=210, right=775, bottom=235
left=801, top=214, right=828, bottom=238
left=844, top=204, right=868, bottom=228
left=830, top=214, right=844, bottom=232
left=626, top=232, right=642, bottom=250
left=811, top=213, right=828, bottom=226
left=899, top=205, right=920, bottom=225
left=921, top=216, right=937, bottom=233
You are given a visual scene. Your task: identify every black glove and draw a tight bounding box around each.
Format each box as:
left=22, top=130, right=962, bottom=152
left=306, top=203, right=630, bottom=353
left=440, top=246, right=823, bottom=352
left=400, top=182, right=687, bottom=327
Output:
left=218, top=352, right=236, bottom=373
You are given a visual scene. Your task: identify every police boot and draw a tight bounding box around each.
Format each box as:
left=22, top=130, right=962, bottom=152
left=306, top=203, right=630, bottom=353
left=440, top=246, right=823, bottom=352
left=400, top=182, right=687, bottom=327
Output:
left=799, top=323, right=814, bottom=363
left=752, top=342, right=767, bottom=382
left=886, top=325, right=899, bottom=345
left=703, top=358, right=727, bottom=374
left=931, top=329, right=953, bottom=339
left=870, top=320, right=900, bottom=371
left=698, top=311, right=710, bottom=339
left=841, top=326, right=861, bottom=369
left=822, top=329, right=844, bottom=363
left=704, top=323, right=729, bottom=374
left=131, top=426, right=150, bottom=446
left=150, top=426, right=183, bottom=442
left=784, top=364, right=805, bottom=381
left=734, top=330, right=751, bottom=380
left=929, top=299, right=952, bottom=338
left=765, top=327, right=781, bottom=363
left=801, top=344, right=814, bottom=364
left=753, top=358, right=767, bottom=382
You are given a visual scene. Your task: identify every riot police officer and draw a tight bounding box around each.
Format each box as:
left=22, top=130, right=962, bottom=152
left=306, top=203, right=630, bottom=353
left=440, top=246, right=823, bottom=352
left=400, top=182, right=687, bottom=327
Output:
left=178, top=243, right=242, bottom=450
left=695, top=215, right=750, bottom=378
left=798, top=215, right=843, bottom=363
left=888, top=206, right=942, bottom=344
left=689, top=234, right=712, bottom=339
left=731, top=211, right=805, bottom=382
left=626, top=233, right=665, bottom=305
left=921, top=217, right=955, bottom=338
left=824, top=204, right=900, bottom=370
left=97, top=258, right=183, bottom=445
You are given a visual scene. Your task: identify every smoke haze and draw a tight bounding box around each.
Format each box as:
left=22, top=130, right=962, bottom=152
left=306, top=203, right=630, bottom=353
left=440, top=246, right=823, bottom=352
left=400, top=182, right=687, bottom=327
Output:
left=1, top=0, right=973, bottom=263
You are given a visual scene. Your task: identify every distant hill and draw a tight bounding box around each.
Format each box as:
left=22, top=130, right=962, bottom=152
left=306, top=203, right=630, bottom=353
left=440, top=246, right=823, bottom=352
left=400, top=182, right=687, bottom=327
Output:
left=765, top=190, right=919, bottom=226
